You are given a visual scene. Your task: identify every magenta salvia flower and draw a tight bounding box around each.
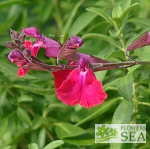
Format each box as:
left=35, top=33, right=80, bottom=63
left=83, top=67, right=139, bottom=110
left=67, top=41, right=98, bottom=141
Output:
left=52, top=58, right=107, bottom=108
left=22, top=27, right=60, bottom=58
left=5, top=27, right=109, bottom=108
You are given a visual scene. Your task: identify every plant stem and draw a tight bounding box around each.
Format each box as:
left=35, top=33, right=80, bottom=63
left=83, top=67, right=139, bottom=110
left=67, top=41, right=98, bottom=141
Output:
left=138, top=101, right=150, bottom=107
left=132, top=83, right=138, bottom=124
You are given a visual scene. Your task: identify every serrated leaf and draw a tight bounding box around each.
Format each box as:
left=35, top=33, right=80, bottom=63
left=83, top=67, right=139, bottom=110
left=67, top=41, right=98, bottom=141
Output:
left=111, top=100, right=133, bottom=149
left=28, top=143, right=38, bottom=149
left=69, top=12, right=97, bottom=36
left=17, top=107, right=32, bottom=126
left=82, top=33, right=122, bottom=50
left=117, top=74, right=133, bottom=101
left=43, top=140, right=64, bottom=149
left=112, top=6, right=122, bottom=18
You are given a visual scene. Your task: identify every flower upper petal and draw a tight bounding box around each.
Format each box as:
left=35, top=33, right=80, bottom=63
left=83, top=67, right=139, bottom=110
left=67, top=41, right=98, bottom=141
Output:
left=56, top=68, right=107, bottom=108
left=23, top=27, right=59, bottom=58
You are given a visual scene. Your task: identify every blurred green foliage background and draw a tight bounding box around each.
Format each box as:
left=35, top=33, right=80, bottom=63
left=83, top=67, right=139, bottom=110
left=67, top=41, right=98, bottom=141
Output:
left=1, top=0, right=150, bottom=149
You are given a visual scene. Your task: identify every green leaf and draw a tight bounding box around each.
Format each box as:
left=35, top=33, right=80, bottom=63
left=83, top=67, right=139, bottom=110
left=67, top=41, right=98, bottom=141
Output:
left=82, top=33, right=122, bottom=50
left=17, top=107, right=32, bottom=126
left=117, top=74, right=133, bottom=101
left=37, top=127, right=46, bottom=149
left=95, top=70, right=107, bottom=82
left=120, top=3, right=139, bottom=23
left=55, top=122, right=84, bottom=138
left=69, top=12, right=97, bottom=36
left=111, top=100, right=133, bottom=149
left=76, top=98, right=120, bottom=126
left=28, top=143, right=38, bottom=149
left=86, top=7, right=114, bottom=26
left=134, top=46, right=150, bottom=61
left=0, top=0, right=29, bottom=9
left=2, top=147, right=11, bottom=149
left=129, top=18, right=150, bottom=28
left=112, top=6, right=122, bottom=18
left=120, top=0, right=131, bottom=11
left=63, top=130, right=95, bottom=146
left=32, top=116, right=45, bottom=130
left=61, top=0, right=84, bottom=43
left=13, top=84, right=54, bottom=95
left=127, top=65, right=141, bottom=75
left=43, top=140, right=64, bottom=149
left=18, top=95, right=33, bottom=103
left=0, top=119, right=8, bottom=138
left=112, top=100, right=133, bottom=124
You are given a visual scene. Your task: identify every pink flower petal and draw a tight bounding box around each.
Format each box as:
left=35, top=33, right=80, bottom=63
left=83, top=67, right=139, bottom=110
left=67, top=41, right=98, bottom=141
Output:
left=18, top=68, right=28, bottom=77
left=52, top=70, right=72, bottom=89
left=23, top=27, right=59, bottom=58
left=22, top=27, right=41, bottom=38
left=56, top=68, right=107, bottom=108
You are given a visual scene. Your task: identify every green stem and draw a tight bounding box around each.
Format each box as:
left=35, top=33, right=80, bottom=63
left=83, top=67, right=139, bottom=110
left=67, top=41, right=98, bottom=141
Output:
left=132, top=83, right=138, bottom=124
left=138, top=101, right=150, bottom=107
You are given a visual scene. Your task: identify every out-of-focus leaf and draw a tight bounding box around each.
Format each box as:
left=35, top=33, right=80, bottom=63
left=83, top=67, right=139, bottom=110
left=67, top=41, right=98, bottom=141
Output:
left=69, top=12, right=97, bottom=36
left=82, top=33, right=122, bottom=50
left=0, top=119, right=8, bottom=138
left=0, top=0, right=29, bottom=9
left=37, top=127, right=46, bottom=149
left=18, top=95, right=33, bottom=103
left=32, top=116, right=45, bottom=130
left=112, top=6, right=122, bottom=18
left=2, top=146, right=11, bottom=149
left=39, top=1, right=53, bottom=23
left=112, top=100, right=133, bottom=124
left=120, top=0, right=131, bottom=11
left=117, top=74, right=133, bottom=101
left=134, top=46, right=150, bottom=61
left=129, top=18, right=150, bottom=27
left=86, top=7, right=114, bottom=26
left=61, top=0, right=84, bottom=42
left=111, top=100, right=133, bottom=149
left=17, top=107, right=32, bottom=126
left=95, top=70, right=107, bottom=82
left=76, top=98, right=120, bottom=126
left=13, top=84, right=54, bottom=95
left=127, top=65, right=141, bottom=75
left=43, top=140, right=64, bottom=149
left=55, top=122, right=84, bottom=138
left=63, top=130, right=95, bottom=146
left=28, top=143, right=38, bottom=149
